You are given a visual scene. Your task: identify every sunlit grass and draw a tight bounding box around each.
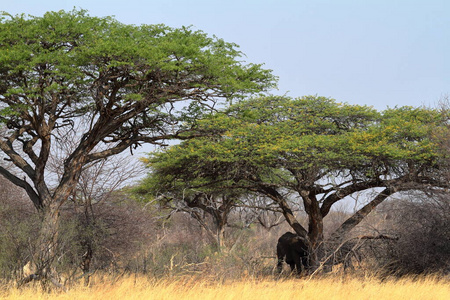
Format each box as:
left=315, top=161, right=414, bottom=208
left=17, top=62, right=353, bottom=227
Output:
left=1, top=275, right=449, bottom=300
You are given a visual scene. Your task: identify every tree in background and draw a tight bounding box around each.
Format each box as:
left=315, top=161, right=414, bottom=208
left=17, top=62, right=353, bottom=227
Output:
left=139, top=95, right=449, bottom=270
left=135, top=168, right=249, bottom=250
left=0, top=9, right=275, bottom=284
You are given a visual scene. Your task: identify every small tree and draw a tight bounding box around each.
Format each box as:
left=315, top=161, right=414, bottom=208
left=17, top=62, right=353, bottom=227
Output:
left=135, top=164, right=247, bottom=250
left=140, top=96, right=449, bottom=271
left=0, top=9, right=275, bottom=283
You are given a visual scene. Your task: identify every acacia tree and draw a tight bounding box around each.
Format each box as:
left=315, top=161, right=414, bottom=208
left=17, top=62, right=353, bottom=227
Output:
left=141, top=95, right=449, bottom=270
left=136, top=153, right=285, bottom=250
left=0, top=9, right=275, bottom=281
left=141, top=189, right=242, bottom=250
left=137, top=142, right=241, bottom=250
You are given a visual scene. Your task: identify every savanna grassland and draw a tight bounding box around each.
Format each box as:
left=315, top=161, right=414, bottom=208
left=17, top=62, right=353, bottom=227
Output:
left=1, top=275, right=449, bottom=300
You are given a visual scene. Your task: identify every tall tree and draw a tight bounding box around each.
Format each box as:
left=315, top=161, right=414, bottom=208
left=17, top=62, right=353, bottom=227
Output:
left=0, top=9, right=275, bottom=282
left=140, top=95, right=449, bottom=270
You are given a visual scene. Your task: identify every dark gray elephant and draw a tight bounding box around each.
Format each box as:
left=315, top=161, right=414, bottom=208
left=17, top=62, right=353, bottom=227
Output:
left=276, top=232, right=309, bottom=274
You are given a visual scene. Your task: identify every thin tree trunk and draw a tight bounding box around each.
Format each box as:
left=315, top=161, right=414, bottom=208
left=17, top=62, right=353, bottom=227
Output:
left=217, top=225, right=226, bottom=249
left=80, top=243, right=93, bottom=286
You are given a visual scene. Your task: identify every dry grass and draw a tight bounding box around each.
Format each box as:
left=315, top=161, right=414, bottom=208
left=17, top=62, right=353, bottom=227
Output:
left=1, top=275, right=449, bottom=300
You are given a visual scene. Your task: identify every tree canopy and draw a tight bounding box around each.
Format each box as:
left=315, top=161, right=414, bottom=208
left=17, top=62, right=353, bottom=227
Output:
left=139, top=95, right=449, bottom=260
left=0, top=9, right=276, bottom=210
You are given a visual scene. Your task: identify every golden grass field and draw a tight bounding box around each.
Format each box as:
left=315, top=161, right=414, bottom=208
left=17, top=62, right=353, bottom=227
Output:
left=1, top=275, right=449, bottom=300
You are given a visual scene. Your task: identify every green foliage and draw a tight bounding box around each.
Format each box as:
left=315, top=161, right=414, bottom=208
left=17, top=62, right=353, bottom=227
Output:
left=0, top=8, right=275, bottom=136
left=340, top=105, right=446, bottom=181
left=138, top=95, right=448, bottom=202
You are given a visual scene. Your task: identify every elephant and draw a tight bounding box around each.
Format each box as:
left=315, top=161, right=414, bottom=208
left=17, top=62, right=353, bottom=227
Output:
left=276, top=232, right=309, bottom=274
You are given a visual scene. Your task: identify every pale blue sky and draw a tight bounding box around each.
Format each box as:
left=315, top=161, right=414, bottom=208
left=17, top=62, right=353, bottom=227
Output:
left=2, top=0, right=449, bottom=110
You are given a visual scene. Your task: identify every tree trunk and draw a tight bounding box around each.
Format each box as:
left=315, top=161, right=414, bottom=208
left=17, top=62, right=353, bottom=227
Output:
left=33, top=175, right=80, bottom=287
left=299, top=192, right=325, bottom=271
left=306, top=201, right=324, bottom=248
left=306, top=204, right=325, bottom=271
left=80, top=243, right=93, bottom=286
left=33, top=202, right=63, bottom=289
left=80, top=202, right=94, bottom=286
left=216, top=225, right=226, bottom=249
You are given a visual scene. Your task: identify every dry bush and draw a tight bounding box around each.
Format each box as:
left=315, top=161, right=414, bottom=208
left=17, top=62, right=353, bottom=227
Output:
left=0, top=176, right=39, bottom=280
left=0, top=176, right=38, bottom=279
left=0, top=180, right=158, bottom=282
left=366, top=194, right=450, bottom=276
left=53, top=193, right=158, bottom=280
left=133, top=209, right=290, bottom=279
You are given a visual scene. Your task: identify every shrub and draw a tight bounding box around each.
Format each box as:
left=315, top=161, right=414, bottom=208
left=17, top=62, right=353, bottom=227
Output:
left=375, top=194, right=450, bottom=275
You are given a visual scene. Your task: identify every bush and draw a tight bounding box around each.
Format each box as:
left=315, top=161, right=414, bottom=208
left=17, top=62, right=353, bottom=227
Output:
left=0, top=177, right=39, bottom=280
left=375, top=194, right=450, bottom=275
left=54, top=194, right=158, bottom=279
left=0, top=182, right=157, bottom=281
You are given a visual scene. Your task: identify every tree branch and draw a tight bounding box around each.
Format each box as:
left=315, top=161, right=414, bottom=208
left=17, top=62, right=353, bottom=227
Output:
left=328, top=187, right=396, bottom=242
left=320, top=179, right=382, bottom=217
left=0, top=166, right=42, bottom=209
left=0, top=138, right=36, bottom=181
left=256, top=184, right=309, bottom=239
